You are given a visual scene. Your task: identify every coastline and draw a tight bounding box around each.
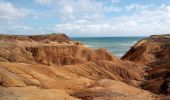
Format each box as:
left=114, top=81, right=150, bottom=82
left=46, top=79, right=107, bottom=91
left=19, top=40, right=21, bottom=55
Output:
left=72, top=36, right=146, bottom=57
left=0, top=33, right=169, bottom=99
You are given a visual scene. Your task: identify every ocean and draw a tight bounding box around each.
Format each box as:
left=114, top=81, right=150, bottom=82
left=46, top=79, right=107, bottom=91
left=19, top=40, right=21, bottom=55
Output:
left=72, top=37, right=146, bottom=58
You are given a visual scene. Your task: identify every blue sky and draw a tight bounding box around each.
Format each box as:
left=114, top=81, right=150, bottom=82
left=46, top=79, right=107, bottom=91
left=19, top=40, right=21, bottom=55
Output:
left=0, top=0, right=170, bottom=37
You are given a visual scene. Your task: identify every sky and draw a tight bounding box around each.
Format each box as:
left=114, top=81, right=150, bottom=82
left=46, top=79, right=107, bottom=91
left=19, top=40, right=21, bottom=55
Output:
left=0, top=0, right=170, bottom=37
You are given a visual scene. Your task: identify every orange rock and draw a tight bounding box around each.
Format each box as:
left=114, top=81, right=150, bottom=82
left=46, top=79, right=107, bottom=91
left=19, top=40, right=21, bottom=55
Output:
left=122, top=35, right=170, bottom=95
left=0, top=33, right=155, bottom=99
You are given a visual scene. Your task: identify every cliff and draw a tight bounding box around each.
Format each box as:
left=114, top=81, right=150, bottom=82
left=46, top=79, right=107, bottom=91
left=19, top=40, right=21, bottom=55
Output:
left=122, top=34, right=170, bottom=95
left=0, top=33, right=71, bottom=42
left=0, top=33, right=157, bottom=100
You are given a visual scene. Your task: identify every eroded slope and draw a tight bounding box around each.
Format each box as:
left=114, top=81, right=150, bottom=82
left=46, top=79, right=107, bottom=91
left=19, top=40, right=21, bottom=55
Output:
left=0, top=34, right=157, bottom=100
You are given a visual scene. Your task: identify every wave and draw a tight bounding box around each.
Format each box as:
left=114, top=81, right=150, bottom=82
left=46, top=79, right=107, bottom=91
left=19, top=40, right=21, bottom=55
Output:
left=74, top=37, right=142, bottom=57
left=84, top=44, right=95, bottom=48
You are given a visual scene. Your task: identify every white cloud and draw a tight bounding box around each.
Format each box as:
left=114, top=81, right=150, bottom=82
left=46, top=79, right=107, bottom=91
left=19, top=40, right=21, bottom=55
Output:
left=52, top=4, right=170, bottom=36
left=0, top=2, right=27, bottom=20
left=126, top=4, right=153, bottom=11
left=34, top=0, right=54, bottom=5
left=33, top=0, right=120, bottom=21
left=111, top=0, right=120, bottom=3
left=14, top=26, right=31, bottom=30
left=0, top=1, right=30, bottom=34
left=1, top=1, right=170, bottom=36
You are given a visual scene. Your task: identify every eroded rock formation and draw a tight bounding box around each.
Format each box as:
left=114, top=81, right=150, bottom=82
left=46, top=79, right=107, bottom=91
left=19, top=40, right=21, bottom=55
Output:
left=122, top=34, right=170, bottom=95
left=0, top=34, right=158, bottom=100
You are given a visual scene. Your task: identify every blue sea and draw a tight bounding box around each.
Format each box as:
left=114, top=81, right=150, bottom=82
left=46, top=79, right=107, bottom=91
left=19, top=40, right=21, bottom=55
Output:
left=72, top=37, right=146, bottom=57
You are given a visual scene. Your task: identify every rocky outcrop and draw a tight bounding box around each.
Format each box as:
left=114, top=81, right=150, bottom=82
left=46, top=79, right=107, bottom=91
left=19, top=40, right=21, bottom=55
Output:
left=0, top=33, right=157, bottom=100
left=122, top=34, right=170, bottom=95
left=0, top=36, right=117, bottom=65
left=122, top=35, right=170, bottom=67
